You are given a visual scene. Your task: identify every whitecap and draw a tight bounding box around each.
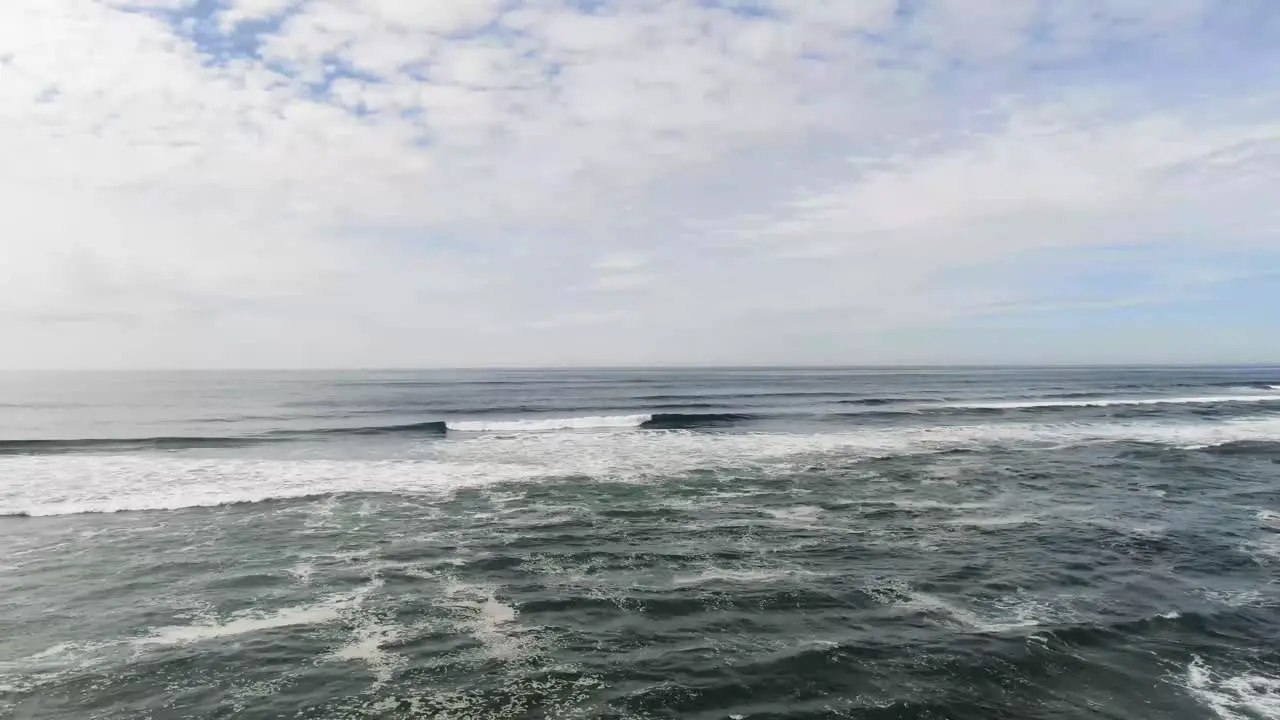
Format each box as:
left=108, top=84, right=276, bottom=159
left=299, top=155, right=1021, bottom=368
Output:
left=136, top=580, right=381, bottom=647
left=7, top=416, right=1280, bottom=516
left=446, top=415, right=650, bottom=433
left=945, top=513, right=1039, bottom=528
left=1185, top=657, right=1280, bottom=720
left=439, top=581, right=532, bottom=663
left=327, top=624, right=406, bottom=687
left=763, top=505, right=823, bottom=522
left=1258, top=510, right=1280, bottom=529
left=671, top=567, right=820, bottom=586
left=138, top=604, right=342, bottom=646
left=287, top=562, right=315, bottom=585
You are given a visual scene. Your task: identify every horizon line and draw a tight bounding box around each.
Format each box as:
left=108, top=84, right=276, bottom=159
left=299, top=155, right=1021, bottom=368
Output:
left=2, top=362, right=1279, bottom=373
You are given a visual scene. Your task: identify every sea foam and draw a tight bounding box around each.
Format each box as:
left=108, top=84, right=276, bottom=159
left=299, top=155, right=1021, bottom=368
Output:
left=4, top=416, right=1280, bottom=516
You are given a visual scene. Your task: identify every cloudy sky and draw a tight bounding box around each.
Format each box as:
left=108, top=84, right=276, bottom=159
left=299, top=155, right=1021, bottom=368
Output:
left=2, top=0, right=1278, bottom=368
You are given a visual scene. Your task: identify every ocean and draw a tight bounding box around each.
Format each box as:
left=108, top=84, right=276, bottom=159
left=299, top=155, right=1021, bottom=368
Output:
left=1, top=367, right=1279, bottom=719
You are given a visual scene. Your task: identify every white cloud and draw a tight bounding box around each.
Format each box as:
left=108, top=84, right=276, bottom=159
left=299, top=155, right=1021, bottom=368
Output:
left=0, top=0, right=1276, bottom=367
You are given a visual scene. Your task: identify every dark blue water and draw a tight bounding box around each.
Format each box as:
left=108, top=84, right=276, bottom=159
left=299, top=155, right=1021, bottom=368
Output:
left=2, top=367, right=1279, bottom=718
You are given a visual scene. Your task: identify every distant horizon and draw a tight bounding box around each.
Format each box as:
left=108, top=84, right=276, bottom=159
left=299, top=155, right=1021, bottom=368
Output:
left=4, top=362, right=1280, bottom=373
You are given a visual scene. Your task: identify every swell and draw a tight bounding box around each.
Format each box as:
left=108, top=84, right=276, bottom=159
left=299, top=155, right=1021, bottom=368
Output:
left=311, top=420, right=447, bottom=436
left=0, top=413, right=762, bottom=454
left=0, top=421, right=449, bottom=455
left=834, top=397, right=923, bottom=406
left=939, top=393, right=1280, bottom=410
left=828, top=393, right=1280, bottom=421
left=1032, top=607, right=1277, bottom=647
left=1198, top=440, right=1280, bottom=458
left=1208, top=380, right=1280, bottom=390
left=640, top=413, right=756, bottom=429
left=0, top=436, right=270, bottom=454
left=637, top=391, right=856, bottom=402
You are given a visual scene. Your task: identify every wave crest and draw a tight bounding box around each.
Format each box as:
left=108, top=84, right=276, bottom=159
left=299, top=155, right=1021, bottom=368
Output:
left=0, top=413, right=761, bottom=456
left=445, top=412, right=754, bottom=432
left=445, top=415, right=651, bottom=433
left=640, top=413, right=755, bottom=429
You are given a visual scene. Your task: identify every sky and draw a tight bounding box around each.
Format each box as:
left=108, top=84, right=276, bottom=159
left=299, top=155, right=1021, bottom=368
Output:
left=1, top=0, right=1279, bottom=369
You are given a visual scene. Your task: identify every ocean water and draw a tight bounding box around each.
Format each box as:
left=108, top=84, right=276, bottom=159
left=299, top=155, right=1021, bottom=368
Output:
left=1, top=367, right=1279, bottom=719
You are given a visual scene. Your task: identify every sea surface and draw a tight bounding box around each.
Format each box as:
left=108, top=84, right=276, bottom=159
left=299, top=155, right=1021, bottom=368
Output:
left=2, top=367, right=1279, bottom=719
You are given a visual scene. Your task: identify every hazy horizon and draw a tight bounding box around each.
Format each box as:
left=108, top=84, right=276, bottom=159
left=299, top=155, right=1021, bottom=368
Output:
left=4, top=361, right=1280, bottom=373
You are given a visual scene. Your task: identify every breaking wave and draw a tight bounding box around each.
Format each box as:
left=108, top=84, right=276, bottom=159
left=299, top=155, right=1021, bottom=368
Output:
left=0, top=413, right=760, bottom=458
left=5, top=415, right=1280, bottom=517
left=444, top=414, right=651, bottom=433
left=445, top=412, right=755, bottom=432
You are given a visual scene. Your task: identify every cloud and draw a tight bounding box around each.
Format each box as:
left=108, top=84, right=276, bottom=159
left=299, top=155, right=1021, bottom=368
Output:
left=0, top=0, right=1277, bottom=367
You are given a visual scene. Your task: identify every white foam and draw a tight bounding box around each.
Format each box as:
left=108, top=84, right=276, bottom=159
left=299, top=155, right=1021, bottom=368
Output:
left=0, top=456, right=547, bottom=516
left=945, top=513, right=1039, bottom=528
left=138, top=603, right=341, bottom=646
left=6, top=416, right=1280, bottom=516
left=136, top=580, right=381, bottom=647
left=0, top=639, right=120, bottom=697
left=327, top=624, right=405, bottom=687
left=1251, top=537, right=1280, bottom=564
left=946, top=394, right=1280, bottom=410
left=905, top=592, right=1048, bottom=632
left=864, top=579, right=1055, bottom=633
left=671, top=567, right=823, bottom=586
left=481, top=596, right=517, bottom=624
left=763, top=505, right=823, bottom=522
left=440, top=581, right=531, bottom=662
left=1201, top=589, right=1268, bottom=608
left=446, top=414, right=650, bottom=432
left=1186, top=657, right=1280, bottom=720
left=287, top=562, right=315, bottom=585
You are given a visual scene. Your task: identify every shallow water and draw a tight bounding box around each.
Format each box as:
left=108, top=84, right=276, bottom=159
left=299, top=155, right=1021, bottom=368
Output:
left=2, top=367, right=1279, bottom=718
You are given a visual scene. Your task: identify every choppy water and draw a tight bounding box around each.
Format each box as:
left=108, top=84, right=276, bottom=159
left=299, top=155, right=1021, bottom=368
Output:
left=2, top=367, right=1279, bottom=719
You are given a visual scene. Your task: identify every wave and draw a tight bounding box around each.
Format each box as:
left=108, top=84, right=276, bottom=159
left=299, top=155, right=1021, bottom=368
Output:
left=4, top=390, right=1277, bottom=457
left=640, top=413, right=755, bottom=429
left=315, top=421, right=447, bottom=436
left=0, top=436, right=266, bottom=454
left=1195, top=440, right=1280, bottom=457
left=0, top=421, right=449, bottom=455
left=1185, top=656, right=1280, bottom=720
left=445, top=412, right=754, bottom=433
left=0, top=413, right=761, bottom=455
left=835, top=397, right=920, bottom=406
left=445, top=414, right=651, bottom=433
left=635, top=391, right=849, bottom=402
left=6, top=415, right=1280, bottom=516
left=943, top=393, right=1280, bottom=410
left=1208, top=380, right=1280, bottom=390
